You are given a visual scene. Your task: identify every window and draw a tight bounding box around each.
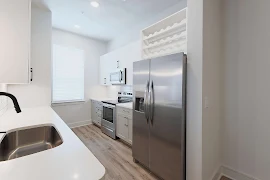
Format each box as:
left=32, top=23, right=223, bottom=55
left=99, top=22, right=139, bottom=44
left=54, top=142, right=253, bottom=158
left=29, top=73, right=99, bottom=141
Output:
left=52, top=44, right=84, bottom=103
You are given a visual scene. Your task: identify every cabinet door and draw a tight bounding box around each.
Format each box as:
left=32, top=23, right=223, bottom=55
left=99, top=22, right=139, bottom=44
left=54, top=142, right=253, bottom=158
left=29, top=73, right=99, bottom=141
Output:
left=100, top=55, right=112, bottom=86
left=128, top=117, right=133, bottom=145
left=116, top=114, right=128, bottom=141
left=0, top=0, right=31, bottom=84
left=116, top=41, right=141, bottom=85
left=108, top=50, right=120, bottom=69
left=112, top=50, right=121, bottom=69
left=99, top=56, right=107, bottom=85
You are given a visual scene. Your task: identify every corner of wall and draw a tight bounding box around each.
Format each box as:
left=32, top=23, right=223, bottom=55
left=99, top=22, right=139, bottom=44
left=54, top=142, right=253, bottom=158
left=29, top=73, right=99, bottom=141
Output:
left=213, top=166, right=257, bottom=180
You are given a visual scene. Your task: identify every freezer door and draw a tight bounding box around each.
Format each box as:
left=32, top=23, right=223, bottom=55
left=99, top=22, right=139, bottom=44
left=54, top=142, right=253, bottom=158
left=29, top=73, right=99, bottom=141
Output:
left=149, top=53, right=187, bottom=180
left=132, top=59, right=150, bottom=168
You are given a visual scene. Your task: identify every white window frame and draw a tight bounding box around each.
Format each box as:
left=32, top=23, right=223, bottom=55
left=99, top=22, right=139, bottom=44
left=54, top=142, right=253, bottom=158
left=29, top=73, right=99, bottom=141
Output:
left=52, top=44, right=85, bottom=104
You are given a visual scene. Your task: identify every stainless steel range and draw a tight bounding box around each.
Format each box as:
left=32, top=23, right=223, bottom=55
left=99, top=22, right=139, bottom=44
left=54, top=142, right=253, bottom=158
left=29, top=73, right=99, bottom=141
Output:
left=101, top=92, right=132, bottom=139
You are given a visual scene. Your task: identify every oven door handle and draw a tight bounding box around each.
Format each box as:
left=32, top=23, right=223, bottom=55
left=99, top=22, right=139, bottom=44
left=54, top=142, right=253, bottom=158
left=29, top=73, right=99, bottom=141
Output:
left=103, top=103, right=116, bottom=109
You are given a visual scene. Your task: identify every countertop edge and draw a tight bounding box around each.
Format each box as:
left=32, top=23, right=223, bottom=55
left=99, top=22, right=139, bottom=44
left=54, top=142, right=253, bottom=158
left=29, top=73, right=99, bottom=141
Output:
left=0, top=106, right=106, bottom=180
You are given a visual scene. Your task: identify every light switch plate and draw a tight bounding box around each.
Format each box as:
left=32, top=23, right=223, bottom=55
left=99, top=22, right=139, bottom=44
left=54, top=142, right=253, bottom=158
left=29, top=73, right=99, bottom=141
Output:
left=204, top=96, right=209, bottom=109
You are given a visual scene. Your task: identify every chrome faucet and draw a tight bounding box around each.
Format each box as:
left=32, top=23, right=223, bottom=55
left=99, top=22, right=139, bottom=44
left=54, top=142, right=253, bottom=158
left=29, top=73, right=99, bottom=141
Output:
left=0, top=92, right=21, bottom=113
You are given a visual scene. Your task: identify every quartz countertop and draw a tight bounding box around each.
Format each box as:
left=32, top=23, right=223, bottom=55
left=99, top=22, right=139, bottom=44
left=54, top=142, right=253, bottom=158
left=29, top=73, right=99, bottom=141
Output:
left=0, top=107, right=105, bottom=180
left=90, top=97, right=116, bottom=102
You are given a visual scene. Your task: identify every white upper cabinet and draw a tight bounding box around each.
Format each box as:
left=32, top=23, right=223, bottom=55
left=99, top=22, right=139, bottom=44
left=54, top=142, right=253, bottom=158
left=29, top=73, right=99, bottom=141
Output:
left=99, top=55, right=108, bottom=85
left=99, top=41, right=141, bottom=86
left=120, top=41, right=141, bottom=86
left=0, top=0, right=31, bottom=84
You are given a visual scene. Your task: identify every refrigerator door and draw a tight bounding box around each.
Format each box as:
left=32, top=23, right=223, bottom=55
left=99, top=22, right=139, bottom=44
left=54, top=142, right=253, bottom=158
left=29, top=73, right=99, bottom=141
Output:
left=149, top=53, right=187, bottom=180
left=132, top=59, right=150, bottom=168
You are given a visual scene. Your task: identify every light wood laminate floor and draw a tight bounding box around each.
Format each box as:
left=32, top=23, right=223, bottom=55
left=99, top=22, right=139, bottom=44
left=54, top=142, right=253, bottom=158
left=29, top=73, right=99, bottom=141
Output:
left=73, top=125, right=232, bottom=180
left=72, top=125, right=158, bottom=180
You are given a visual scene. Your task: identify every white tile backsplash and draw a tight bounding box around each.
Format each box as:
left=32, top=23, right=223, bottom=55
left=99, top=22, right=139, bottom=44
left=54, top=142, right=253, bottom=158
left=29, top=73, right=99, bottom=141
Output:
left=0, top=84, right=8, bottom=117
left=106, top=85, right=133, bottom=99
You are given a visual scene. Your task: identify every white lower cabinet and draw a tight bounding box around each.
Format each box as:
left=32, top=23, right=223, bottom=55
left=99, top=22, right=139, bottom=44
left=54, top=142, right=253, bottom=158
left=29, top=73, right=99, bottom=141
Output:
left=91, top=100, right=102, bottom=127
left=117, top=114, right=129, bottom=140
left=116, top=107, right=132, bottom=145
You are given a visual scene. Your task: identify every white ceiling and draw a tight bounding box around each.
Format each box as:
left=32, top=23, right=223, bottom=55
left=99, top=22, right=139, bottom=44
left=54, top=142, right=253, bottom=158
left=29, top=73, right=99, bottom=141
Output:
left=32, top=0, right=182, bottom=41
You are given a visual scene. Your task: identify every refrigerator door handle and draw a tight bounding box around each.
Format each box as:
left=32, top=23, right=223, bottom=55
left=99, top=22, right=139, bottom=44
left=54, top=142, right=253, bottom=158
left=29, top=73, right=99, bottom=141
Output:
left=144, top=81, right=150, bottom=122
left=149, top=80, right=154, bottom=124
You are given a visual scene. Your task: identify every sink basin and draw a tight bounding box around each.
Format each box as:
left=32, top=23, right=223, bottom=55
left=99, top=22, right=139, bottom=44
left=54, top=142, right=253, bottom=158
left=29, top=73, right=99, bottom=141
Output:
left=0, top=125, right=63, bottom=162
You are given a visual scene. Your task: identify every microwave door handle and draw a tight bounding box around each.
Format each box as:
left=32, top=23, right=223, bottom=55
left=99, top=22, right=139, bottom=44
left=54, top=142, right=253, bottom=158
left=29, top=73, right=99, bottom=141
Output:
left=119, top=70, right=122, bottom=82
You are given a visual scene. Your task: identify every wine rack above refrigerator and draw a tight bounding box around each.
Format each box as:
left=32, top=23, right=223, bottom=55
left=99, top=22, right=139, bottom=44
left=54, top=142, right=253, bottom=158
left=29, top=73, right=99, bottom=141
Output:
left=141, top=8, right=187, bottom=59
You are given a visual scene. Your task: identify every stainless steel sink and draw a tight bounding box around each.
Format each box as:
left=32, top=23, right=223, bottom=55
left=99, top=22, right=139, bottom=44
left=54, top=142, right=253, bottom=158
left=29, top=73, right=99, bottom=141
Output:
left=0, top=125, right=63, bottom=162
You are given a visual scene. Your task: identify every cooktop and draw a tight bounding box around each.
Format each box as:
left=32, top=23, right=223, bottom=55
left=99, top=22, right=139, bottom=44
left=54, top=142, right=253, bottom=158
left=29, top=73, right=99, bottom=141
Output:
left=102, top=91, right=133, bottom=105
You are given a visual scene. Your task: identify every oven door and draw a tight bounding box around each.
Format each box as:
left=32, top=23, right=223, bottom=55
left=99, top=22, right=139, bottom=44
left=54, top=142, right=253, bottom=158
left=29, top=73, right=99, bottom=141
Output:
left=102, top=103, right=116, bottom=128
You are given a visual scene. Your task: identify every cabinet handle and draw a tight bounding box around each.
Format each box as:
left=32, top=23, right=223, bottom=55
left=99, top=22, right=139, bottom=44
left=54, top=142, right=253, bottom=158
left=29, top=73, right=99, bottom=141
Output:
left=125, top=124, right=128, bottom=126
left=30, top=68, right=33, bottom=82
left=104, top=78, right=106, bottom=84
left=117, top=60, right=119, bottom=68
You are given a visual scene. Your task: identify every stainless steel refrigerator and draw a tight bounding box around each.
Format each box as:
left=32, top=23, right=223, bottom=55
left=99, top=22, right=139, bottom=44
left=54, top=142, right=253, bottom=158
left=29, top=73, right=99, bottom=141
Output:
left=132, top=53, right=187, bottom=180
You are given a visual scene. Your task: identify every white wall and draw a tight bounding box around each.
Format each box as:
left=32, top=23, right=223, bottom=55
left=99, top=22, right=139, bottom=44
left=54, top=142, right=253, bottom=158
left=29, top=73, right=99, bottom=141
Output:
left=51, top=29, right=107, bottom=127
left=222, top=0, right=270, bottom=180
left=108, top=1, right=187, bottom=52
left=106, top=85, right=133, bottom=99
left=0, top=84, right=8, bottom=116
left=202, top=0, right=223, bottom=179
left=8, top=6, right=52, bottom=108
left=186, top=0, right=203, bottom=179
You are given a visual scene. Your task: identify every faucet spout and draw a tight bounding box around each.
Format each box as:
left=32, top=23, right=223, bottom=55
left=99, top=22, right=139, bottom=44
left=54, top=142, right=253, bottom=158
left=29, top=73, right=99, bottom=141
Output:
left=0, top=92, right=21, bottom=113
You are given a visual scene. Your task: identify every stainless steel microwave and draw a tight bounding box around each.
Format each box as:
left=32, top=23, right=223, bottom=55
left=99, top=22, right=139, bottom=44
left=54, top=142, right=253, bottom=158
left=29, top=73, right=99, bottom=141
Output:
left=110, top=68, right=126, bottom=85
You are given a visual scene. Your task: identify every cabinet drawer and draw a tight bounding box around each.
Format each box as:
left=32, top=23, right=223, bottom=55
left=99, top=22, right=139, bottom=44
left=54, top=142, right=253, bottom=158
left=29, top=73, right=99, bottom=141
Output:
left=97, top=113, right=102, bottom=119
left=95, top=106, right=102, bottom=112
left=91, top=100, right=102, bottom=106
left=95, top=118, right=101, bottom=127
left=96, top=101, right=103, bottom=107
left=117, top=107, right=132, bottom=117
left=97, top=118, right=101, bottom=126
left=91, top=100, right=103, bottom=112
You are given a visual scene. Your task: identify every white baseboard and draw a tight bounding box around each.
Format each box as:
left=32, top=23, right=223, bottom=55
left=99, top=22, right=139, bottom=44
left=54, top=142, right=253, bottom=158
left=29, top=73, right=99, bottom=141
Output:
left=67, top=120, right=92, bottom=128
left=212, top=165, right=222, bottom=180
left=212, top=165, right=260, bottom=180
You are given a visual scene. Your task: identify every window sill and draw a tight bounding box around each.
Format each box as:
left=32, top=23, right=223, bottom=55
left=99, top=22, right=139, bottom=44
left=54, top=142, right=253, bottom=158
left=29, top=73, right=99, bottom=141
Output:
left=51, top=100, right=86, bottom=107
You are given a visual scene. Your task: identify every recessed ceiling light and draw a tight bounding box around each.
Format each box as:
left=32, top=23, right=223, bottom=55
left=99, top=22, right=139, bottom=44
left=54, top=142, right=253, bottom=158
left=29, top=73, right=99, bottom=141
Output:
left=90, top=1, right=99, bottom=8
left=74, top=25, right=81, bottom=29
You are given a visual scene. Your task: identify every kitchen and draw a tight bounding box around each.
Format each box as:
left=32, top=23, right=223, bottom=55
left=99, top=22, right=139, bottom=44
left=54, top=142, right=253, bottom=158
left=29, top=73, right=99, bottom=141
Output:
left=1, top=0, right=269, bottom=180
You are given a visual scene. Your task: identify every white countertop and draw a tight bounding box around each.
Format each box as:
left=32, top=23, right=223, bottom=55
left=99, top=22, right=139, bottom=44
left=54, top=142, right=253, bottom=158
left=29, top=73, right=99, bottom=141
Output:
left=0, top=107, right=105, bottom=180
left=90, top=97, right=115, bottom=102
left=116, top=102, right=133, bottom=109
